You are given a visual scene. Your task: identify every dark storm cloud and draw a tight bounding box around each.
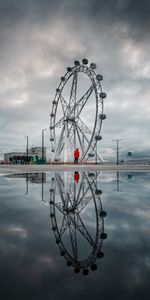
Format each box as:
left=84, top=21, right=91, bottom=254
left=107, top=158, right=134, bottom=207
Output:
left=0, top=0, right=150, bottom=160
left=1, top=0, right=150, bottom=45
left=88, top=0, right=150, bottom=31
left=60, top=0, right=150, bottom=42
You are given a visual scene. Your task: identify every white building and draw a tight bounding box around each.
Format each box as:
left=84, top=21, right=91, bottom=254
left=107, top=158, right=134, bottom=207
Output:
left=4, top=147, right=46, bottom=163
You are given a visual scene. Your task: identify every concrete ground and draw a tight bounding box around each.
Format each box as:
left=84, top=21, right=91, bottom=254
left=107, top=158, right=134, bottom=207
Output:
left=0, top=164, right=150, bottom=175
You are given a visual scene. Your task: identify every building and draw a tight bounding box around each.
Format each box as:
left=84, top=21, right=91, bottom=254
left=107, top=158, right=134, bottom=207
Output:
left=4, top=147, right=46, bottom=164
left=125, top=158, right=150, bottom=165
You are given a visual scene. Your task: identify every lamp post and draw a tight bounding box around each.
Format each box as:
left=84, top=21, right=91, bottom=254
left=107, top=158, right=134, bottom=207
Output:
left=112, top=138, right=123, bottom=165
left=42, top=128, right=47, bottom=163
left=25, top=136, right=29, bottom=164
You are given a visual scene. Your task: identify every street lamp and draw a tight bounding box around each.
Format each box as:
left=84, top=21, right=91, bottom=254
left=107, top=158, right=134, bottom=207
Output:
left=25, top=136, right=29, bottom=164
left=42, top=128, right=47, bottom=163
left=112, top=138, right=123, bottom=165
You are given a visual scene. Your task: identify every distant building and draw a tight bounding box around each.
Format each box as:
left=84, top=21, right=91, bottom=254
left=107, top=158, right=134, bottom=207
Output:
left=125, top=159, right=150, bottom=165
left=4, top=147, right=46, bottom=164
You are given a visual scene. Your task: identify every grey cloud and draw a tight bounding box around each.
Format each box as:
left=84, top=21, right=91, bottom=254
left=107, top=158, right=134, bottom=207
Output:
left=82, top=0, right=150, bottom=40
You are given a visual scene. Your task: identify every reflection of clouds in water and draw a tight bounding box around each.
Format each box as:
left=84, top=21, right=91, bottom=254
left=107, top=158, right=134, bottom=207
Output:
left=4, top=225, right=27, bottom=238
left=134, top=209, right=150, bottom=225
left=0, top=225, right=28, bottom=256
left=0, top=171, right=149, bottom=299
left=38, top=255, right=54, bottom=267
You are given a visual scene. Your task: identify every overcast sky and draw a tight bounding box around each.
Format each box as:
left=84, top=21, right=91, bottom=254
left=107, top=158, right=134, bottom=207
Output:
left=0, top=0, right=150, bottom=161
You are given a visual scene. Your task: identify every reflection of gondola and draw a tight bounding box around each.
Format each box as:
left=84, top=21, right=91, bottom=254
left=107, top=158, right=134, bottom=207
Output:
left=49, top=171, right=107, bottom=275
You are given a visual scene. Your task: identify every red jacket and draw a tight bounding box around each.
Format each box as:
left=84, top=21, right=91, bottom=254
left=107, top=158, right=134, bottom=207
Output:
left=74, top=148, right=80, bottom=158
left=74, top=172, right=80, bottom=183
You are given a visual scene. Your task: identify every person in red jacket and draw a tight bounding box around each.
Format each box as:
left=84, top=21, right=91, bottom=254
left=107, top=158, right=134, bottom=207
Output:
left=74, top=148, right=80, bottom=164
left=74, top=171, right=80, bottom=183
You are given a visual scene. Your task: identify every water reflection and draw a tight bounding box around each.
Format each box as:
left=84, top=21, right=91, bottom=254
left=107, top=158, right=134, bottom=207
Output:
left=7, top=171, right=107, bottom=275
left=49, top=171, right=107, bottom=275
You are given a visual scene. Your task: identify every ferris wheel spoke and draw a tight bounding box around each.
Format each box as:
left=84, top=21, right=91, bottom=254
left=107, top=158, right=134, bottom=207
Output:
left=59, top=215, right=68, bottom=236
left=64, top=192, right=75, bottom=208
left=68, top=180, right=74, bottom=196
left=73, top=85, right=94, bottom=118
left=77, top=196, right=93, bottom=214
left=68, top=182, right=76, bottom=205
left=67, top=215, right=78, bottom=260
left=76, top=121, right=100, bottom=159
left=69, top=72, right=78, bottom=108
left=76, top=120, right=92, bottom=158
left=55, top=173, right=65, bottom=205
left=76, top=117, right=92, bottom=135
left=58, top=138, right=65, bottom=156
left=76, top=126, right=84, bottom=153
left=56, top=176, right=75, bottom=209
left=60, top=95, right=69, bottom=116
left=76, top=185, right=91, bottom=206
left=66, top=123, right=75, bottom=152
left=75, top=175, right=91, bottom=205
left=54, top=125, right=65, bottom=159
left=55, top=116, right=64, bottom=128
left=54, top=203, right=64, bottom=214
left=75, top=214, right=94, bottom=246
left=75, top=179, right=85, bottom=205
left=65, top=121, right=73, bottom=138
left=63, top=176, right=75, bottom=207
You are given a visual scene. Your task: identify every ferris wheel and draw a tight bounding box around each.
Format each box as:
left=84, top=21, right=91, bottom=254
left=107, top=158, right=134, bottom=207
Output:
left=50, top=58, right=107, bottom=162
left=49, top=171, right=107, bottom=275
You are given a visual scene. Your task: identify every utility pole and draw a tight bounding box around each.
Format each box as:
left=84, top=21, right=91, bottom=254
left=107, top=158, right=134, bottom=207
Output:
left=112, top=139, right=122, bottom=165
left=42, top=128, right=47, bottom=163
left=25, top=136, right=29, bottom=164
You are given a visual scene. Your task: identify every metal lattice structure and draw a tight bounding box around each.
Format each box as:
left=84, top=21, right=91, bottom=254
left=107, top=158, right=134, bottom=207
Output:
left=49, top=171, right=107, bottom=275
left=50, top=58, right=107, bottom=163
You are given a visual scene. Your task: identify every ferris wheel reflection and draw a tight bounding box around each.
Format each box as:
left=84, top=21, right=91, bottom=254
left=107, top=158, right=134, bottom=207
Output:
left=49, top=171, right=107, bottom=275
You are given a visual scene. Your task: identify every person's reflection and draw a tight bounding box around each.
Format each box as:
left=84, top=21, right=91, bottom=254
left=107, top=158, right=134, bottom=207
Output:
left=50, top=171, right=107, bottom=276
left=74, top=171, right=80, bottom=183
